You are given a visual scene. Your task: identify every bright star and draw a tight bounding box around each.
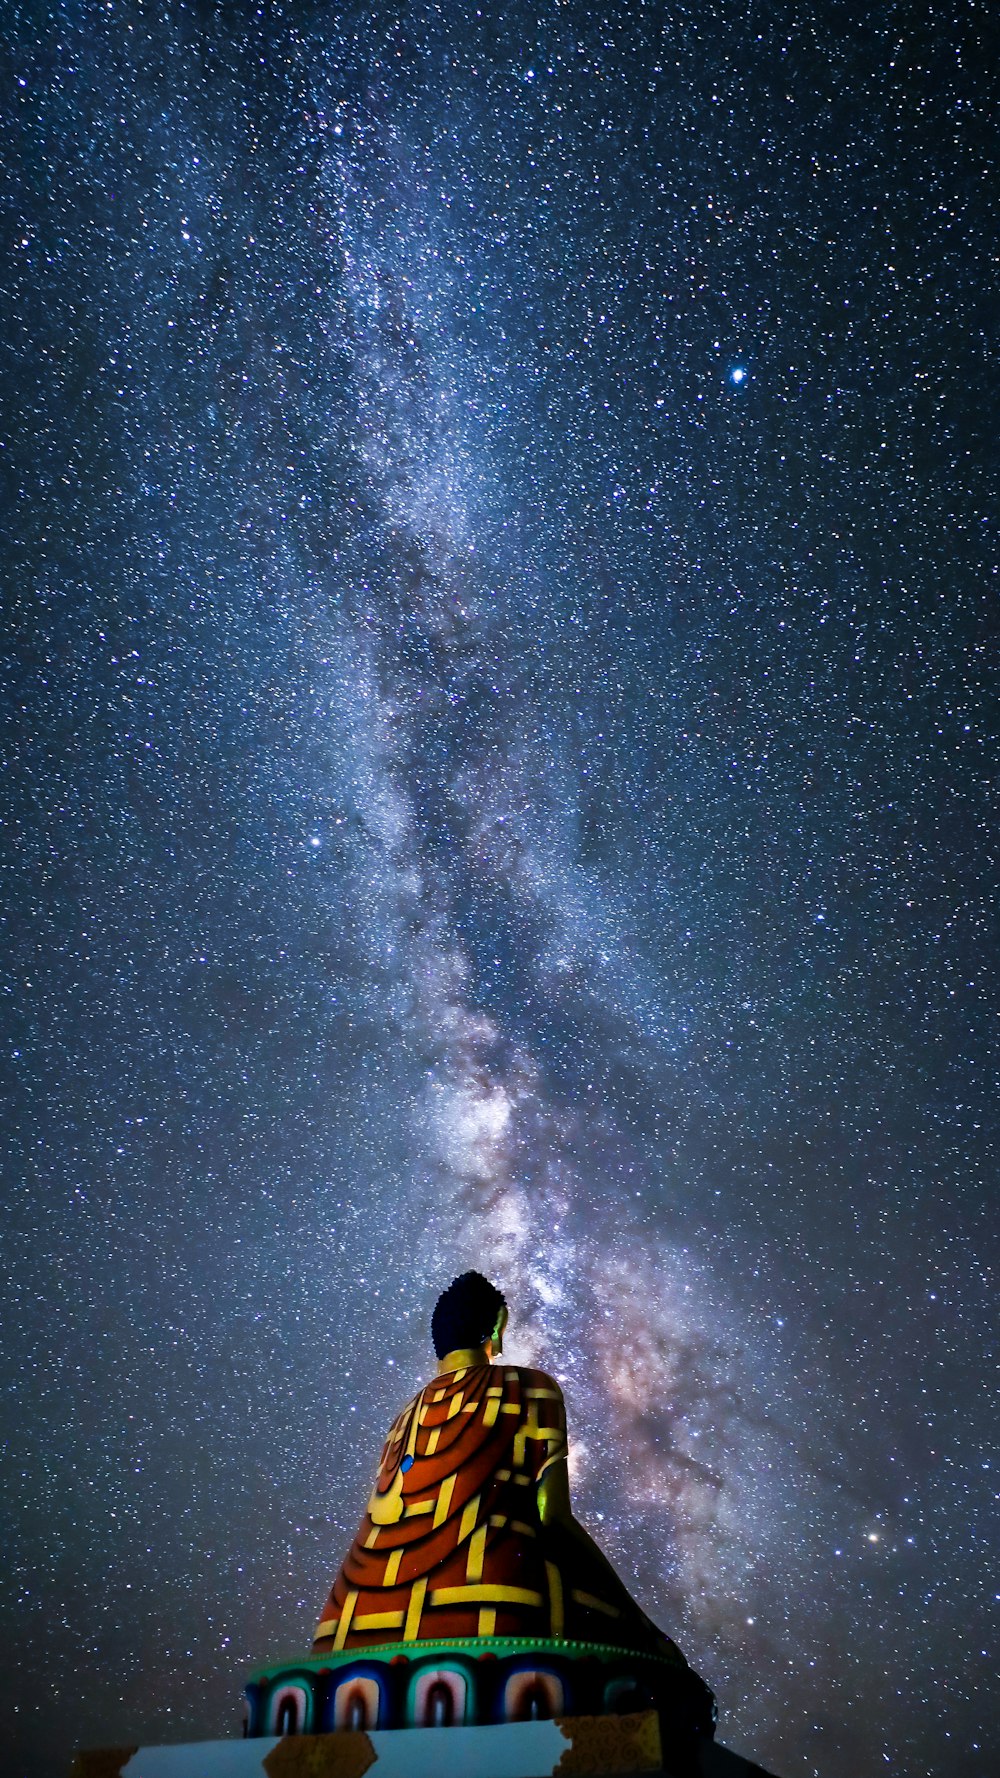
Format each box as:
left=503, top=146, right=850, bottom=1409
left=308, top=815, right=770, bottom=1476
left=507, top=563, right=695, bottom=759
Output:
left=730, top=366, right=747, bottom=385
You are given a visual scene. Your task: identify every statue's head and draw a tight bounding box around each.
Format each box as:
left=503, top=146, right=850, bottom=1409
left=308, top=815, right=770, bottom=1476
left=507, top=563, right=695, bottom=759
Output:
left=432, top=1271, right=508, bottom=1360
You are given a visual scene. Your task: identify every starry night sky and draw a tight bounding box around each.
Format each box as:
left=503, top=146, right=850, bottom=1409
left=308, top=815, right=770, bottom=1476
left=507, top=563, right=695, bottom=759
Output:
left=2, top=3, right=997, bottom=1775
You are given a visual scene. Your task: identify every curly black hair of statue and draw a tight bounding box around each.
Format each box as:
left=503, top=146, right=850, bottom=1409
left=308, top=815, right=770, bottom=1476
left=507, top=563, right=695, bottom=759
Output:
left=431, top=1271, right=507, bottom=1360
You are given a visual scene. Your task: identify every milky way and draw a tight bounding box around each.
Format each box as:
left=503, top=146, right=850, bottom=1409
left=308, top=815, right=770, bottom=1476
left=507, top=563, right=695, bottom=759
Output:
left=2, top=5, right=996, bottom=1777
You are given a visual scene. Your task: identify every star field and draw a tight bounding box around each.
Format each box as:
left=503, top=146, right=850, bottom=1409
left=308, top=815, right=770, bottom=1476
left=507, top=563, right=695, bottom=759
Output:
left=1, top=4, right=997, bottom=1776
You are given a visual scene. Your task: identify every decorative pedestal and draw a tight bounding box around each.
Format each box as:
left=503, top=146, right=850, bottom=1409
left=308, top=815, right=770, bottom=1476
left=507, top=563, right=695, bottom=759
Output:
left=244, top=1636, right=713, bottom=1738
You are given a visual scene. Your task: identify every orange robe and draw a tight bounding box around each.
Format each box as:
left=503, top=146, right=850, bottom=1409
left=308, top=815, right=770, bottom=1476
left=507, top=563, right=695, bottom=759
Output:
left=313, top=1361, right=668, bottom=1656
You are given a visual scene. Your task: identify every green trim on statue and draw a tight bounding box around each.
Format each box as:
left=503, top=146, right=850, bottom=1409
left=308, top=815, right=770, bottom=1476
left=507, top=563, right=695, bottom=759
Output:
left=249, top=1634, right=690, bottom=1683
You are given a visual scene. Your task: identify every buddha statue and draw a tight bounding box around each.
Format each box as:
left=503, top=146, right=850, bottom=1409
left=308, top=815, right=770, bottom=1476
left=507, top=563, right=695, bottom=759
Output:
left=313, top=1271, right=685, bottom=1658
left=75, top=1271, right=787, bottom=1777
left=244, top=1271, right=715, bottom=1753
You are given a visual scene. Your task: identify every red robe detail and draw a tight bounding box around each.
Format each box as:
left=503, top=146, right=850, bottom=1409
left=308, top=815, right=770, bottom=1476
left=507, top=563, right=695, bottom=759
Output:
left=312, top=1361, right=667, bottom=1655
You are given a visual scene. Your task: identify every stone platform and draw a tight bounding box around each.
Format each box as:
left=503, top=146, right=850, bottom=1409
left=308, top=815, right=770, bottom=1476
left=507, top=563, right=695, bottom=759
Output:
left=71, top=1713, right=779, bottom=1778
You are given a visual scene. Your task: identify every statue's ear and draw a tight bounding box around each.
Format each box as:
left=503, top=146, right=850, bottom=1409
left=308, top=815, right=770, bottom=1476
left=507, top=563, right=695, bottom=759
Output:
left=494, top=1305, right=509, bottom=1343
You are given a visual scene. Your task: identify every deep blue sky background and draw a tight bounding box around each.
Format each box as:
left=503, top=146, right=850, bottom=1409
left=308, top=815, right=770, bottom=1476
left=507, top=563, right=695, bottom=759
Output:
left=2, top=4, right=996, bottom=1775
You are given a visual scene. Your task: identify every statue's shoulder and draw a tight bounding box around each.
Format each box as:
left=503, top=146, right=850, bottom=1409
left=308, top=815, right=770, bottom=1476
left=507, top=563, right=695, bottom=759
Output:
left=507, top=1363, right=565, bottom=1399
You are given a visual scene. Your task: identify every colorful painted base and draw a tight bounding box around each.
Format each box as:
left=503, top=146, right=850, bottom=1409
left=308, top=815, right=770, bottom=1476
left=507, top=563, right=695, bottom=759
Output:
left=244, top=1636, right=715, bottom=1738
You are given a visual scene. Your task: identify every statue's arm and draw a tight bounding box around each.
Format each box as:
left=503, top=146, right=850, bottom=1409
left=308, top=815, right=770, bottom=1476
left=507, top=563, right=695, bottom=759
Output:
left=537, top=1455, right=675, bottom=1652
left=537, top=1457, right=640, bottom=1605
left=536, top=1454, right=573, bottom=1526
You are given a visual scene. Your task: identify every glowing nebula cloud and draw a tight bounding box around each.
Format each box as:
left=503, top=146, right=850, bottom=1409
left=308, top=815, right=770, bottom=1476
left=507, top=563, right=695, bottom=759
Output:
left=320, top=176, right=802, bottom=1672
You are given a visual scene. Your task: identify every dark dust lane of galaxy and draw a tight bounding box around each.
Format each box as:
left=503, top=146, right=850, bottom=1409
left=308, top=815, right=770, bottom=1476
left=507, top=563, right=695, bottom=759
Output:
left=1, top=6, right=996, bottom=1778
